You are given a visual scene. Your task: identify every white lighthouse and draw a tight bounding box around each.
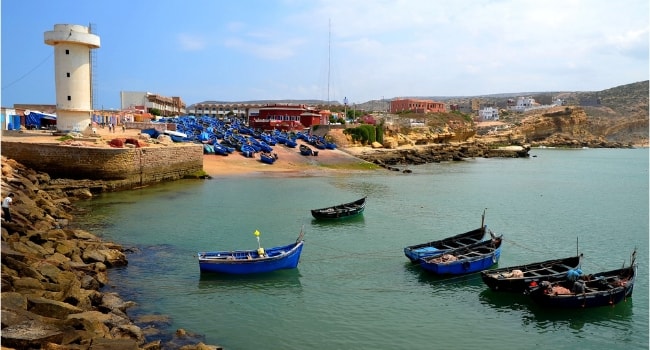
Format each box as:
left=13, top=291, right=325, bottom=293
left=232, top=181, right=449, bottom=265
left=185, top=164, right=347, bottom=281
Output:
left=44, top=24, right=100, bottom=133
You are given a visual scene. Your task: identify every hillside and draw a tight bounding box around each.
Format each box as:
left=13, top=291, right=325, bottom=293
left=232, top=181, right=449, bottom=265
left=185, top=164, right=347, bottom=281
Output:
left=369, top=81, right=649, bottom=146
left=193, top=81, right=648, bottom=147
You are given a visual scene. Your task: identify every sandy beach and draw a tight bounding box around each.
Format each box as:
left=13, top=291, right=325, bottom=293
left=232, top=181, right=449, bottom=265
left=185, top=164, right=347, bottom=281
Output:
left=1, top=126, right=378, bottom=178
left=201, top=144, right=375, bottom=177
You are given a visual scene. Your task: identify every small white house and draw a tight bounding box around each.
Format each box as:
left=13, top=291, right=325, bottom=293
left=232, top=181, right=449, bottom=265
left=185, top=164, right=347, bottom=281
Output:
left=479, top=107, right=499, bottom=121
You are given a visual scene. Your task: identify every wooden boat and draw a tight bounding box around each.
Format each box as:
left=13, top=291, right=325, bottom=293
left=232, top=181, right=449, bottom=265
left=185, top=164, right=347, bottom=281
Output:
left=481, top=254, right=583, bottom=293
left=198, top=230, right=305, bottom=275
left=203, top=144, right=214, bottom=154
left=163, top=129, right=189, bottom=142
left=311, top=196, right=366, bottom=220
left=299, top=144, right=314, bottom=156
left=526, top=251, right=636, bottom=308
left=403, top=210, right=487, bottom=263
left=419, top=234, right=503, bottom=275
left=240, top=144, right=255, bottom=158
left=260, top=152, right=277, bottom=164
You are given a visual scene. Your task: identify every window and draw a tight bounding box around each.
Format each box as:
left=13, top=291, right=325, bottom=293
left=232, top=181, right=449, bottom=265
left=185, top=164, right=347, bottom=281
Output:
left=66, top=72, right=70, bottom=77
left=65, top=49, right=69, bottom=55
left=67, top=96, right=71, bottom=101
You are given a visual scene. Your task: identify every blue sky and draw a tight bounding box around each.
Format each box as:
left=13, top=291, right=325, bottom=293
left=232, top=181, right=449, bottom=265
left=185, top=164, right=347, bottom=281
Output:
left=2, top=0, right=648, bottom=109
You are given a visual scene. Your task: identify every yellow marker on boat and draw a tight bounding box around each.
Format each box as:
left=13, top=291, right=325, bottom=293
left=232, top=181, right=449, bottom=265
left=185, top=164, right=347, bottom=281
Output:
left=254, top=230, right=260, bottom=237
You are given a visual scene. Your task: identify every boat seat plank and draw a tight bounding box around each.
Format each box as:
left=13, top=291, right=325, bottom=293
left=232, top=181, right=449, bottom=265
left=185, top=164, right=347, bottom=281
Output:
left=556, top=264, right=575, bottom=271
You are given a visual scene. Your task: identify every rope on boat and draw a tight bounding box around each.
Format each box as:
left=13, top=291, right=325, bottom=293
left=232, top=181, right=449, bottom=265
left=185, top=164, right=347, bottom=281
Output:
left=500, top=237, right=547, bottom=255
left=301, top=240, right=402, bottom=262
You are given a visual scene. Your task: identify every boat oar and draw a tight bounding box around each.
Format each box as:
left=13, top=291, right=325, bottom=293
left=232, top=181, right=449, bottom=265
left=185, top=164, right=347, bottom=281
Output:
left=254, top=229, right=265, bottom=257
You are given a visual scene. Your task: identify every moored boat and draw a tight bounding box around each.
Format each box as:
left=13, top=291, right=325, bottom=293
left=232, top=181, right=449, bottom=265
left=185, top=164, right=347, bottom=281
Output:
left=311, top=196, right=367, bottom=220
left=198, top=229, right=305, bottom=275
left=404, top=210, right=487, bottom=263
left=481, top=254, right=583, bottom=293
left=419, top=234, right=503, bottom=275
left=526, top=251, right=636, bottom=308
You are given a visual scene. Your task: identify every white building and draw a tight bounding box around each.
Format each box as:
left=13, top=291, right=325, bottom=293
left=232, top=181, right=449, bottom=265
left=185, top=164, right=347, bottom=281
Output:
left=44, top=24, right=100, bottom=133
left=479, top=106, right=499, bottom=121
left=509, top=97, right=538, bottom=112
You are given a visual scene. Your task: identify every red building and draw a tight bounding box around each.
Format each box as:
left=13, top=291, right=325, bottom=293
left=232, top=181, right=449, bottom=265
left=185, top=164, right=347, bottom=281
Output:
left=390, top=98, right=446, bottom=114
left=250, top=104, right=323, bottom=131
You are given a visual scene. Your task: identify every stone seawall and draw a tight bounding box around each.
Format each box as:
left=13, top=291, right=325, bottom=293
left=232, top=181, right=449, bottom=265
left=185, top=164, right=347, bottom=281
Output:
left=1, top=142, right=203, bottom=190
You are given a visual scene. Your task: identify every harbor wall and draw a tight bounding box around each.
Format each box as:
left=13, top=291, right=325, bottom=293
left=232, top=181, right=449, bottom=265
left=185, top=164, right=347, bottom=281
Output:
left=1, top=141, right=203, bottom=189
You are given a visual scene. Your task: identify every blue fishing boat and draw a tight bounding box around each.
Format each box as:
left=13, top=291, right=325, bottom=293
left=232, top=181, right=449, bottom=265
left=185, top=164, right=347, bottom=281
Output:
left=163, top=130, right=190, bottom=142
left=198, top=229, right=305, bottom=274
left=404, top=210, right=487, bottom=263
left=203, top=144, right=214, bottom=154
left=260, top=152, right=277, bottom=164
left=241, top=144, right=256, bottom=158
left=419, top=234, right=503, bottom=275
left=300, top=144, right=314, bottom=156
left=212, top=143, right=230, bottom=156
left=284, top=138, right=298, bottom=148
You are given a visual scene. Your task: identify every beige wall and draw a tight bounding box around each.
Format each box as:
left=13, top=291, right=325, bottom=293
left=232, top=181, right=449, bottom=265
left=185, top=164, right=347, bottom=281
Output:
left=1, top=142, right=203, bottom=190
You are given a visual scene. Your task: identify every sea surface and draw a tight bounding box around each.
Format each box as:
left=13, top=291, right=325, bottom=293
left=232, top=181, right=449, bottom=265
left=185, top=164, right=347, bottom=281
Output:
left=75, top=148, right=649, bottom=350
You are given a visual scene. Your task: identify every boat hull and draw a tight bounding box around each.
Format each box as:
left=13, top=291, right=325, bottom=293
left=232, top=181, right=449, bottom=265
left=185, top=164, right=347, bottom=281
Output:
left=198, top=241, right=304, bottom=274
left=481, top=255, right=583, bottom=293
left=527, top=266, right=635, bottom=308
left=419, top=237, right=503, bottom=276
left=404, top=228, right=485, bottom=263
left=311, top=197, right=366, bottom=220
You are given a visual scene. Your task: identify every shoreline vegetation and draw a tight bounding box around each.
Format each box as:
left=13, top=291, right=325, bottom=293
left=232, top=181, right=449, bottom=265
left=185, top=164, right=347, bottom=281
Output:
left=0, top=124, right=644, bottom=349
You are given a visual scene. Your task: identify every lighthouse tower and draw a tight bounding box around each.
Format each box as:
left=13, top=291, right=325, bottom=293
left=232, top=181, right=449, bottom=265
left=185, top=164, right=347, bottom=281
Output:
left=44, top=24, right=100, bottom=133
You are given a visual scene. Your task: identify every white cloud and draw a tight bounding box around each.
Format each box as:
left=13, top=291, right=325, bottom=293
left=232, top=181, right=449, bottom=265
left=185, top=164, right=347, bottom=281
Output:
left=176, top=33, right=207, bottom=51
left=223, top=33, right=306, bottom=60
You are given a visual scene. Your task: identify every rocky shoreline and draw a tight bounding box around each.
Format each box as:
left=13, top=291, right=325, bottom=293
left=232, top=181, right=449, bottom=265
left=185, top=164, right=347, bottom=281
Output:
left=1, top=156, right=222, bottom=350
left=349, top=142, right=531, bottom=169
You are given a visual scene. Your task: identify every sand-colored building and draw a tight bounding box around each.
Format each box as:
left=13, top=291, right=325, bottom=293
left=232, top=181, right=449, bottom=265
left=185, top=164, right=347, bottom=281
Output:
left=390, top=98, right=445, bottom=114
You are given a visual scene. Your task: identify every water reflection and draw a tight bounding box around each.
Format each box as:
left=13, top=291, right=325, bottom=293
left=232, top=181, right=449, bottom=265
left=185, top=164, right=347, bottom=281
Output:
left=310, top=214, right=366, bottom=228
left=478, top=288, right=532, bottom=311
left=522, top=299, right=634, bottom=332
left=406, top=262, right=486, bottom=294
left=480, top=286, right=635, bottom=328
left=197, top=269, right=303, bottom=295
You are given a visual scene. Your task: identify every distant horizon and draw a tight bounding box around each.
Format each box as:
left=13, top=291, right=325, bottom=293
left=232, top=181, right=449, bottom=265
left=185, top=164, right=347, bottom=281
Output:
left=6, top=78, right=646, bottom=111
left=186, top=79, right=648, bottom=106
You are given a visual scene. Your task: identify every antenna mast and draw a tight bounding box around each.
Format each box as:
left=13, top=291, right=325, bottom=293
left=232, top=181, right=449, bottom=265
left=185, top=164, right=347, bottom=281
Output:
left=327, top=18, right=331, bottom=107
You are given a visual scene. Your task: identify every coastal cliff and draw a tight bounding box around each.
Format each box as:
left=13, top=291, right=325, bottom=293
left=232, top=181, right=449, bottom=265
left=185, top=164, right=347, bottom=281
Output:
left=478, top=106, right=637, bottom=148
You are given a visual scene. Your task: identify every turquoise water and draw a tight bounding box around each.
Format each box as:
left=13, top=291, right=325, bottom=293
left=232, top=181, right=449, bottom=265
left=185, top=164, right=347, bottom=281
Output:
left=76, top=148, right=649, bottom=349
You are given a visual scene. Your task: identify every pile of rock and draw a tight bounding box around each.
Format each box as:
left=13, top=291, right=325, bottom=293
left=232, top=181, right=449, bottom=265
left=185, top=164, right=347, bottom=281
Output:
left=354, top=142, right=530, bottom=167
left=1, top=156, right=221, bottom=350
